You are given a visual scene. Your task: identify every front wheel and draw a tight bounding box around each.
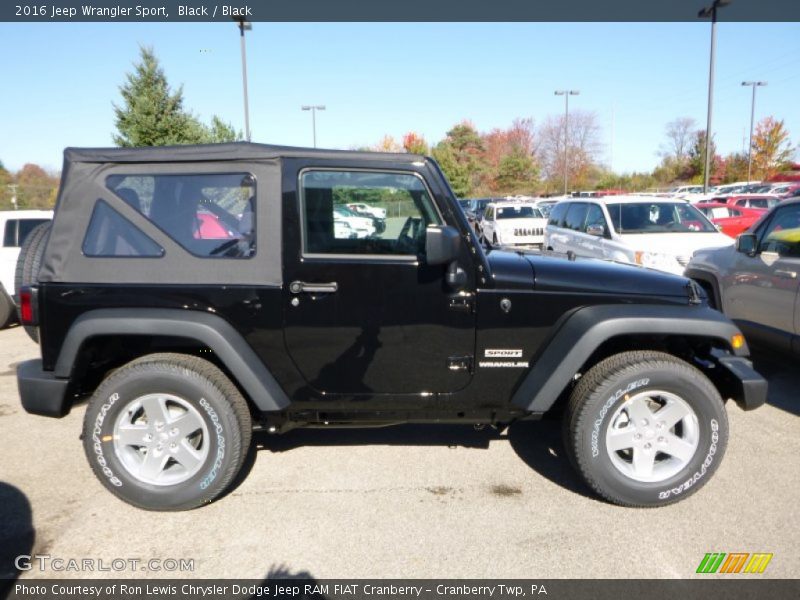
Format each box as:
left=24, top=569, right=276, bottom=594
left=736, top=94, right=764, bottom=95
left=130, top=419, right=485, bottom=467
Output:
left=564, top=351, right=728, bottom=507
left=82, top=353, right=252, bottom=511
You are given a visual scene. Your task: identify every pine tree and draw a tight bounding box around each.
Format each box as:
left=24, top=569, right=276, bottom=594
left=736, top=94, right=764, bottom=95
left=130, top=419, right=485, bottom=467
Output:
left=113, top=47, right=241, bottom=147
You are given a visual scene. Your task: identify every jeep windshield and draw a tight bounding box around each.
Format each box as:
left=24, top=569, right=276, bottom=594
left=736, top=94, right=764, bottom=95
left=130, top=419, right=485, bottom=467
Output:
left=607, top=202, right=717, bottom=234
left=496, top=206, right=542, bottom=219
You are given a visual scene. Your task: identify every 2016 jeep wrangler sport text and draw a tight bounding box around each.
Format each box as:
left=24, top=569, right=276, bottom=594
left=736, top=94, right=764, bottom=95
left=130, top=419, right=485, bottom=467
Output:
left=16, top=143, right=767, bottom=510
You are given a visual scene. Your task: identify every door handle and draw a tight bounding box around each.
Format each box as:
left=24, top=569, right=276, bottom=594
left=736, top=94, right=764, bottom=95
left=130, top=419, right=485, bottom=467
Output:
left=289, top=281, right=338, bottom=294
left=775, top=270, right=797, bottom=280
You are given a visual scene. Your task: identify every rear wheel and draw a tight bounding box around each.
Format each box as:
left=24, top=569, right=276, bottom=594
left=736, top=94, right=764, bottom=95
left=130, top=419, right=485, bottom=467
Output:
left=564, top=351, right=728, bottom=507
left=14, top=221, right=51, bottom=342
left=82, top=353, right=252, bottom=511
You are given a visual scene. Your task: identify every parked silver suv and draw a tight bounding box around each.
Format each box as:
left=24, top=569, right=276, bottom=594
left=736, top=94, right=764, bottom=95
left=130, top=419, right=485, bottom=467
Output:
left=544, top=196, right=731, bottom=275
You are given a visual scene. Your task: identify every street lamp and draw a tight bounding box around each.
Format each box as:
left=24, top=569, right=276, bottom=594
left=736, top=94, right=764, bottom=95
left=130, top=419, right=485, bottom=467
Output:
left=555, top=90, right=579, bottom=196
left=301, top=105, right=326, bottom=148
left=233, top=17, right=252, bottom=142
left=698, top=0, right=732, bottom=193
left=742, top=81, right=767, bottom=182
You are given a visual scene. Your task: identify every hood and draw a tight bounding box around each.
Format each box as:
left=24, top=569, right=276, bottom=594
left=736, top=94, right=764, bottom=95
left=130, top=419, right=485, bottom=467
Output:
left=616, top=232, right=733, bottom=258
left=487, top=249, right=693, bottom=299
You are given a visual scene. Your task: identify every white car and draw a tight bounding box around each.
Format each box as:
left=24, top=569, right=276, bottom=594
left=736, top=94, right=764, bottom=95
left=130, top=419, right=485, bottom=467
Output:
left=543, top=196, right=732, bottom=276
left=334, top=206, right=376, bottom=239
left=1, top=209, right=53, bottom=327
left=480, top=202, right=547, bottom=248
left=346, top=202, right=387, bottom=220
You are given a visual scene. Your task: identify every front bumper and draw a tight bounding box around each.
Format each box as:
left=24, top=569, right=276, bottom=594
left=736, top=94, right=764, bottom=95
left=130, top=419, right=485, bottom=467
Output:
left=17, top=359, right=70, bottom=417
left=716, top=355, right=768, bottom=411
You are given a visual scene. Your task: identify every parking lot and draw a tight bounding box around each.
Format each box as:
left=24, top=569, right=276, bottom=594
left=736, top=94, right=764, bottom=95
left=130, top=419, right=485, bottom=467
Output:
left=0, top=324, right=798, bottom=580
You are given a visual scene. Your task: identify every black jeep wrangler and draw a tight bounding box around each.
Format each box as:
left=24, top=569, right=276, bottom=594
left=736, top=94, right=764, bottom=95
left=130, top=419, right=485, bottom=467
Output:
left=15, top=143, right=766, bottom=511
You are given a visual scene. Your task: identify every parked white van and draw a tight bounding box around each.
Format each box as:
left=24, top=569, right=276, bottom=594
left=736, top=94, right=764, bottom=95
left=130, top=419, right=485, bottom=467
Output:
left=543, top=196, right=731, bottom=276
left=1, top=210, right=53, bottom=327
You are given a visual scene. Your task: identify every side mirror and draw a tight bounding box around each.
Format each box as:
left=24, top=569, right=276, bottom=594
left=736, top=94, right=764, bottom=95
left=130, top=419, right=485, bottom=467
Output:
left=586, top=224, right=605, bottom=237
left=426, top=225, right=461, bottom=265
left=736, top=233, right=758, bottom=256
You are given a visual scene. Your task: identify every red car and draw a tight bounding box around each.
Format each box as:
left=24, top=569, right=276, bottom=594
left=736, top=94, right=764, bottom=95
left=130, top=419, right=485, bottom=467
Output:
left=695, top=202, right=766, bottom=238
left=722, top=195, right=779, bottom=210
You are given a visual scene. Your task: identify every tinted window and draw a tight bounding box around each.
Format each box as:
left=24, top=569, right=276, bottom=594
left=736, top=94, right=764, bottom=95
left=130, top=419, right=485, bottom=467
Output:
left=82, top=200, right=164, bottom=258
left=2, top=220, right=15, bottom=247
left=496, top=206, right=542, bottom=219
left=606, top=202, right=716, bottom=233
left=548, top=203, right=569, bottom=227
left=2, top=218, right=49, bottom=247
left=106, top=173, right=255, bottom=259
left=584, top=204, right=608, bottom=235
left=563, top=203, right=588, bottom=231
left=759, top=205, right=800, bottom=257
left=301, top=170, right=440, bottom=256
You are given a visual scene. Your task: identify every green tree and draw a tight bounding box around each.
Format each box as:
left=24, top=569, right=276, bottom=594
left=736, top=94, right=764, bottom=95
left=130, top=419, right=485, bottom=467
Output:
left=204, top=116, right=242, bottom=143
left=432, top=143, right=471, bottom=198
left=113, top=46, right=242, bottom=147
left=495, top=146, right=538, bottom=193
left=687, top=130, right=721, bottom=183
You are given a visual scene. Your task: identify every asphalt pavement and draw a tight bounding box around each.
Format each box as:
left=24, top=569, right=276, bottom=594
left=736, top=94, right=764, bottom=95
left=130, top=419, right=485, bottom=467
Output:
left=0, top=325, right=797, bottom=580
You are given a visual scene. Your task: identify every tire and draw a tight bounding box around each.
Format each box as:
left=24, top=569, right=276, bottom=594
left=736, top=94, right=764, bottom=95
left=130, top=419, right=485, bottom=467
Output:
left=564, top=350, right=728, bottom=507
left=0, top=288, right=13, bottom=329
left=82, top=353, right=252, bottom=511
left=14, top=221, right=51, bottom=343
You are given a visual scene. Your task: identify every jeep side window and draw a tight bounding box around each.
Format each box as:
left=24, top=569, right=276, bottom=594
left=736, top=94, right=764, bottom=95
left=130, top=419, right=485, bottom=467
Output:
left=106, top=173, right=256, bottom=259
left=300, top=170, right=441, bottom=256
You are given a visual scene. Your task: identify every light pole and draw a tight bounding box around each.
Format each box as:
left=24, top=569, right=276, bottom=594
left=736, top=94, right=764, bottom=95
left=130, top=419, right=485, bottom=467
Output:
left=301, top=105, right=326, bottom=148
left=698, top=0, right=732, bottom=193
left=555, top=90, right=579, bottom=196
left=742, top=81, right=767, bottom=182
left=233, top=17, right=252, bottom=142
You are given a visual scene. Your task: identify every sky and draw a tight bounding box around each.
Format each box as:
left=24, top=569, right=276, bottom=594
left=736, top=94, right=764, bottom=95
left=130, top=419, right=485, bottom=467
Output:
left=0, top=21, right=798, bottom=175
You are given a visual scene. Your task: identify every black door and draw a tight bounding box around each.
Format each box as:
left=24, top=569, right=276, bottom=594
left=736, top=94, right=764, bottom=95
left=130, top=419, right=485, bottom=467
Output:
left=282, top=164, right=475, bottom=395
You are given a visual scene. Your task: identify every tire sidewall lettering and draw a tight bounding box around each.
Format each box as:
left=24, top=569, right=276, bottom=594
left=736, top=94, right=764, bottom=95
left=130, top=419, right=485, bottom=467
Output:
left=591, top=378, right=650, bottom=459
left=198, top=397, right=226, bottom=490
left=657, top=419, right=718, bottom=500
left=92, top=392, right=123, bottom=487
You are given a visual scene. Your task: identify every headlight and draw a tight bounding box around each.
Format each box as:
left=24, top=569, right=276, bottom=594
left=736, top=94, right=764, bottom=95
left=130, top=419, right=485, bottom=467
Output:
left=634, top=251, right=678, bottom=270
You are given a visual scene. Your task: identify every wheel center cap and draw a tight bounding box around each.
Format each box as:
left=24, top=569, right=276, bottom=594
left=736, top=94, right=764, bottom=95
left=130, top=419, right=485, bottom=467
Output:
left=644, top=429, right=656, bottom=440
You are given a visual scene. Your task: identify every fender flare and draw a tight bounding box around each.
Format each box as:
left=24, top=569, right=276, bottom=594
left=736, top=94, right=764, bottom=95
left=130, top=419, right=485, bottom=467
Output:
left=55, top=308, right=290, bottom=412
left=685, top=267, right=722, bottom=311
left=511, top=303, right=747, bottom=413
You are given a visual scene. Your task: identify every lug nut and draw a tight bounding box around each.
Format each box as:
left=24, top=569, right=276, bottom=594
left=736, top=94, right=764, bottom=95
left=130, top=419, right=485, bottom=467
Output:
left=634, top=433, right=642, bottom=440
left=170, top=427, right=179, bottom=436
left=641, top=419, right=649, bottom=426
left=658, top=436, right=665, bottom=443
left=644, top=443, right=652, bottom=450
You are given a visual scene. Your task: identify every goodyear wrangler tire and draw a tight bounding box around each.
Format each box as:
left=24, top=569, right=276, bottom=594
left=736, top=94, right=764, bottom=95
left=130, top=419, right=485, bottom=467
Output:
left=14, top=221, right=51, bottom=342
left=81, top=353, right=252, bottom=511
left=564, top=351, right=728, bottom=507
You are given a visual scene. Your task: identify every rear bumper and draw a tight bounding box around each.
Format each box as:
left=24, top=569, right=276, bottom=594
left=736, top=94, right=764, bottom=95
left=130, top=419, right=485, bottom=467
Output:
left=717, top=355, right=768, bottom=411
left=16, top=359, right=70, bottom=417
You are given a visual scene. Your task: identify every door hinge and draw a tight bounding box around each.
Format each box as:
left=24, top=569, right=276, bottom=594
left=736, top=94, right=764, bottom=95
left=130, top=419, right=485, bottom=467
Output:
left=447, top=355, right=474, bottom=373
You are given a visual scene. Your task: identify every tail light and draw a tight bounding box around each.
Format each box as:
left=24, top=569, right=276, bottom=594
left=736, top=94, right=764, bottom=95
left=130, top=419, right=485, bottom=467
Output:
left=19, top=286, right=37, bottom=326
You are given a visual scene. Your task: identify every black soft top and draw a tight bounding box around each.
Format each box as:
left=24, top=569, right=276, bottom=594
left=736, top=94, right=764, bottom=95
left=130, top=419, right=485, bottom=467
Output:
left=63, top=142, right=420, bottom=164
